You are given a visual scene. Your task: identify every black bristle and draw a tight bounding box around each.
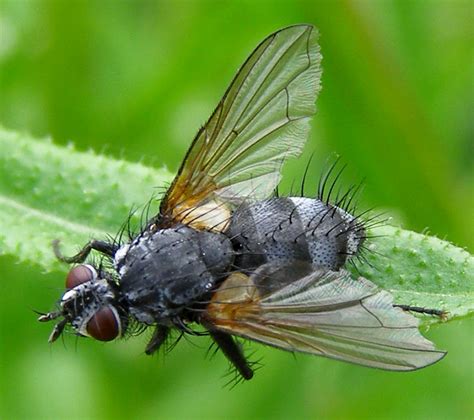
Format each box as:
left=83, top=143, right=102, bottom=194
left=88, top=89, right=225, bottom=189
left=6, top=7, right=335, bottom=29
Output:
left=317, top=156, right=341, bottom=201
left=300, top=152, right=315, bottom=197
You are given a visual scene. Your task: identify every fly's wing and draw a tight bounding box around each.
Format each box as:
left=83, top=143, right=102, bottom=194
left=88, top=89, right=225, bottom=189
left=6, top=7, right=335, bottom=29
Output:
left=159, top=25, right=321, bottom=231
left=205, top=264, right=446, bottom=371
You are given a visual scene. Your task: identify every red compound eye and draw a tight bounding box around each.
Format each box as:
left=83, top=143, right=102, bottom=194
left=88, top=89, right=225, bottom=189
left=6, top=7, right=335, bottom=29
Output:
left=66, top=264, right=97, bottom=289
left=86, top=306, right=121, bottom=341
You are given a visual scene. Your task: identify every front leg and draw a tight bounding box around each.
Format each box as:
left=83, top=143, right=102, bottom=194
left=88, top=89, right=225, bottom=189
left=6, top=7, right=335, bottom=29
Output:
left=53, top=239, right=118, bottom=264
left=145, top=326, right=170, bottom=355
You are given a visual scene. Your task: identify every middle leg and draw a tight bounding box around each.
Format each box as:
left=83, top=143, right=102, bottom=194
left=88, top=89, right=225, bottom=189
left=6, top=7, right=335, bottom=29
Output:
left=209, top=330, right=254, bottom=380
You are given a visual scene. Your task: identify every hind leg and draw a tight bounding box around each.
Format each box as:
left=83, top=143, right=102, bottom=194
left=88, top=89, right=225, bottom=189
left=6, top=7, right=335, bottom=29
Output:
left=394, top=304, right=447, bottom=320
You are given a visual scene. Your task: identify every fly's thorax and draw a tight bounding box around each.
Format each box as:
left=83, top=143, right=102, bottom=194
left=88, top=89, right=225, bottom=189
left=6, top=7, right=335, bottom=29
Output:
left=115, top=225, right=234, bottom=324
left=114, top=243, right=131, bottom=276
left=228, top=197, right=365, bottom=271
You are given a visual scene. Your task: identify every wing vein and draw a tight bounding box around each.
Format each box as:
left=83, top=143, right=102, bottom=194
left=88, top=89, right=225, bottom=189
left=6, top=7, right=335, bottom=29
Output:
left=202, top=29, right=309, bottom=173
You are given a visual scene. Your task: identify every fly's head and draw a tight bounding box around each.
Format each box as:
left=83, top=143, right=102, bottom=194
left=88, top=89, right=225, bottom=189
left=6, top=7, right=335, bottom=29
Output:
left=38, top=264, right=126, bottom=343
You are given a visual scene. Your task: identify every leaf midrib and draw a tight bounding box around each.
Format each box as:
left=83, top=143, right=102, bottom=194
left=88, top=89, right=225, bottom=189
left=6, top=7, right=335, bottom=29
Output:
left=0, top=194, right=110, bottom=237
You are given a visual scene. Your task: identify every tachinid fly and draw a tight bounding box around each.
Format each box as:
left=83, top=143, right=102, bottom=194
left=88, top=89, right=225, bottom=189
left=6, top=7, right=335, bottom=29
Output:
left=39, top=25, right=445, bottom=380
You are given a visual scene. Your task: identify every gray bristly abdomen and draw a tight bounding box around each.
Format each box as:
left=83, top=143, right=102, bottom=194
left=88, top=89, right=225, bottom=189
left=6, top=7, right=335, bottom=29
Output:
left=227, top=197, right=365, bottom=272
left=114, top=225, right=234, bottom=324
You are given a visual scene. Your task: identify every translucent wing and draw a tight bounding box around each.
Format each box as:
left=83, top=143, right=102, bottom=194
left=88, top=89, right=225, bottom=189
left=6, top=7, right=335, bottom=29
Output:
left=205, top=264, right=446, bottom=371
left=159, top=25, right=322, bottom=231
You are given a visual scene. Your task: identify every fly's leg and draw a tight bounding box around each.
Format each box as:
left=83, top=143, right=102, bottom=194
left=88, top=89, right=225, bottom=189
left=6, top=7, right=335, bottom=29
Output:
left=145, top=326, right=170, bottom=355
left=394, top=304, right=447, bottom=320
left=53, top=239, right=118, bottom=263
left=209, top=330, right=253, bottom=380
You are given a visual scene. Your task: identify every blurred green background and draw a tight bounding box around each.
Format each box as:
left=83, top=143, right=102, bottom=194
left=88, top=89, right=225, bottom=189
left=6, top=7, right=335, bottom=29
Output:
left=0, top=1, right=472, bottom=419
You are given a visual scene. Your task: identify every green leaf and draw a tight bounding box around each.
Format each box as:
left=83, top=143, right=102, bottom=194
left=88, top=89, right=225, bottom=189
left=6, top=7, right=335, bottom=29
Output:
left=0, top=126, right=173, bottom=271
left=0, top=126, right=472, bottom=323
left=354, top=226, right=473, bottom=324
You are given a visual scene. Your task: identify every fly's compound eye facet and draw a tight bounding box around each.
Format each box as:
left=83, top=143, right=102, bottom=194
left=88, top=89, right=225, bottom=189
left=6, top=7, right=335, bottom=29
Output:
left=86, top=306, right=121, bottom=341
left=66, top=264, right=97, bottom=289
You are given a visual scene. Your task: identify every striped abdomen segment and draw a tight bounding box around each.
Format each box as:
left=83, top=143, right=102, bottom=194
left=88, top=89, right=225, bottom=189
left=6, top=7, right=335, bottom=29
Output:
left=227, top=197, right=364, bottom=272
